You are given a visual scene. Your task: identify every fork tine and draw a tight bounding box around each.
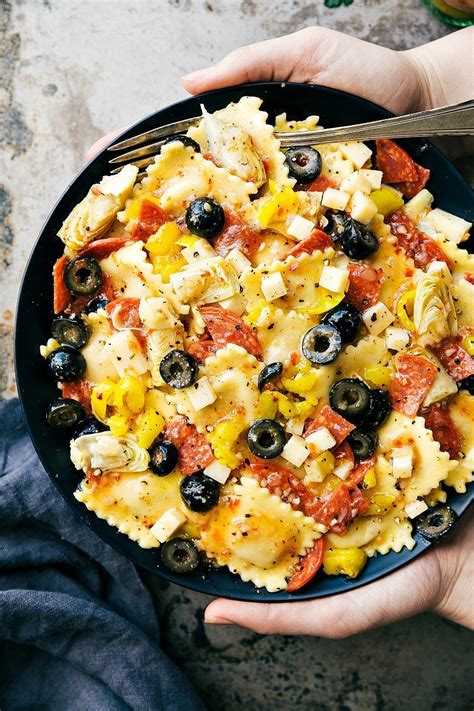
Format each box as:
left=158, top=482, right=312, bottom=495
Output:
left=109, top=156, right=155, bottom=174
left=109, top=140, right=166, bottom=165
left=108, top=115, right=202, bottom=152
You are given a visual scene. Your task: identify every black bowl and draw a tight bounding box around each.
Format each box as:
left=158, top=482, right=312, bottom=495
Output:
left=15, top=82, right=474, bottom=602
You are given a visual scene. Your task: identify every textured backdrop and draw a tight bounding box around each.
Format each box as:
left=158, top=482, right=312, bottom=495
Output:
left=1, top=1, right=472, bottom=709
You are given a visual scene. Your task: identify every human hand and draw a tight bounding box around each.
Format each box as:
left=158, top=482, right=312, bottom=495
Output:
left=204, top=510, right=473, bottom=637
left=182, top=26, right=474, bottom=114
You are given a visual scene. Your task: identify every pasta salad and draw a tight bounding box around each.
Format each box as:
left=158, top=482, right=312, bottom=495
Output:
left=41, top=96, right=474, bottom=592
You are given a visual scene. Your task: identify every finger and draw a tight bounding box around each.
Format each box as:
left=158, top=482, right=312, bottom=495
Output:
left=181, top=30, right=312, bottom=95
left=205, top=551, right=440, bottom=637
left=85, top=129, right=124, bottom=162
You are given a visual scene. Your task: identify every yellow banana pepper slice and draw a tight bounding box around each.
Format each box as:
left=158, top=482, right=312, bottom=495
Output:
left=114, top=376, right=146, bottom=414
left=461, top=334, right=474, bottom=356
left=91, top=380, right=117, bottom=421
left=134, top=407, right=165, bottom=449
left=370, top=187, right=404, bottom=217
left=396, top=289, right=416, bottom=331
left=323, top=548, right=368, bottom=578
left=363, top=365, right=393, bottom=390
left=107, top=414, right=130, bottom=437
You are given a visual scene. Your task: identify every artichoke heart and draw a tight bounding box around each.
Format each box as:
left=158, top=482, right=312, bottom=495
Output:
left=201, top=105, right=266, bottom=188
left=413, top=267, right=457, bottom=347
left=71, top=432, right=149, bottom=474
left=58, top=164, right=138, bottom=251
left=169, top=256, right=239, bottom=305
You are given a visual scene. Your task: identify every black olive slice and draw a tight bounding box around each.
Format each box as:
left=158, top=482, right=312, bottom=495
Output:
left=336, top=218, right=379, bottom=260
left=320, top=302, right=363, bottom=344
left=284, top=146, right=322, bottom=182
left=458, top=375, right=474, bottom=395
left=185, top=197, right=225, bottom=239
left=149, top=441, right=179, bottom=476
left=46, top=345, right=86, bottom=382
left=302, top=324, right=342, bottom=365
left=247, top=419, right=286, bottom=459
left=51, top=315, right=90, bottom=348
left=363, top=389, right=391, bottom=428
left=84, top=296, right=110, bottom=314
left=258, top=362, right=283, bottom=391
left=329, top=378, right=371, bottom=423
left=159, top=350, right=199, bottom=389
left=416, top=505, right=457, bottom=542
left=64, top=257, right=103, bottom=296
left=180, top=473, right=220, bottom=512
left=72, top=416, right=109, bottom=440
left=46, top=398, right=85, bottom=429
left=347, top=428, right=378, bottom=460
left=161, top=537, right=200, bottom=573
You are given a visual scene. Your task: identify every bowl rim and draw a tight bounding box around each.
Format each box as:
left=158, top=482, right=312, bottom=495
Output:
left=14, top=80, right=474, bottom=602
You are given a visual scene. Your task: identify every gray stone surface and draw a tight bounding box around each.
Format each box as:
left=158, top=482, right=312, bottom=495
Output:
left=1, top=1, right=472, bottom=709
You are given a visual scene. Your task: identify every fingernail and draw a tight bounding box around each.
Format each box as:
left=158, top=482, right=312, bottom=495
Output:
left=182, top=68, right=210, bottom=83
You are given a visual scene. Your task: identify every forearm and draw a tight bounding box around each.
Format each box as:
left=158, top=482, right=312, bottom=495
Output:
left=405, top=27, right=474, bottom=109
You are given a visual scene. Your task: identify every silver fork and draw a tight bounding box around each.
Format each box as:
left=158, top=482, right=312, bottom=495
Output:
left=107, top=99, right=474, bottom=173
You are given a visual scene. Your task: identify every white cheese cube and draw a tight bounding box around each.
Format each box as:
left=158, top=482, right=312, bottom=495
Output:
left=106, top=330, right=149, bottom=378
left=261, top=271, right=287, bottom=301
left=305, top=427, right=337, bottom=454
left=138, top=296, right=178, bottom=330
left=204, top=460, right=232, bottom=484
left=427, top=260, right=451, bottom=280
left=321, top=188, right=350, bottom=211
left=405, top=499, right=428, bottom=520
left=334, top=459, right=354, bottom=481
left=287, top=215, right=315, bottom=241
left=349, top=191, right=378, bottom=225
left=281, top=435, right=310, bottom=467
left=303, top=458, right=327, bottom=485
left=423, top=208, right=471, bottom=244
left=423, top=364, right=458, bottom=407
left=362, top=302, right=395, bottom=336
left=340, top=141, right=372, bottom=169
left=186, top=376, right=217, bottom=411
left=226, top=248, right=251, bottom=275
left=285, top=418, right=305, bottom=436
left=359, top=169, right=383, bottom=190
left=385, top=327, right=410, bottom=351
left=319, top=265, right=349, bottom=294
left=340, top=171, right=372, bottom=195
left=218, top=292, right=246, bottom=316
left=150, top=508, right=187, bottom=543
left=391, top=446, right=413, bottom=479
left=99, top=164, right=138, bottom=201
left=404, top=189, right=433, bottom=221
left=181, top=238, right=217, bottom=264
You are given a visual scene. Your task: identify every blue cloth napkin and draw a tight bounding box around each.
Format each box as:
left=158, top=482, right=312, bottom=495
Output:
left=0, top=398, right=205, bottom=711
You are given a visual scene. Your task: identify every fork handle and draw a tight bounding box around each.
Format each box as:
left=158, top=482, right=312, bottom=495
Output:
left=276, top=99, right=474, bottom=147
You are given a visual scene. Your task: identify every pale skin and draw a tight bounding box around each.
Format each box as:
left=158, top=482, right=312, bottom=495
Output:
left=86, top=26, right=474, bottom=636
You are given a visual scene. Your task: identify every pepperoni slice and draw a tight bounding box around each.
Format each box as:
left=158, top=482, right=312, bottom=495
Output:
left=61, top=379, right=92, bottom=411
left=388, top=210, right=449, bottom=270
left=332, top=440, right=356, bottom=468
left=423, top=403, right=461, bottom=460
left=304, top=405, right=355, bottom=445
left=162, top=416, right=214, bottom=475
left=285, top=229, right=334, bottom=259
left=131, top=199, right=171, bottom=241
left=375, top=139, right=419, bottom=183
left=187, top=338, right=217, bottom=364
left=389, top=353, right=437, bottom=416
left=200, top=305, right=262, bottom=359
left=53, top=255, right=71, bottom=314
left=250, top=461, right=309, bottom=511
left=396, top=164, right=431, bottom=199
left=212, top=210, right=262, bottom=259
left=106, top=298, right=142, bottom=330
left=432, top=337, right=474, bottom=381
left=348, top=456, right=376, bottom=487
left=345, top=263, right=384, bottom=311
left=78, top=235, right=138, bottom=260
left=286, top=537, right=325, bottom=592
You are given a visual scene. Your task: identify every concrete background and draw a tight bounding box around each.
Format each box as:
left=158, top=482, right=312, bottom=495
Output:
left=1, top=1, right=472, bottom=708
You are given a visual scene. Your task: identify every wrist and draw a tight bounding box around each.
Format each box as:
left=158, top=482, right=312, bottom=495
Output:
left=402, top=45, right=439, bottom=111
left=430, top=511, right=474, bottom=630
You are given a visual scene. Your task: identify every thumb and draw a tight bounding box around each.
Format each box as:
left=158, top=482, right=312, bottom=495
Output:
left=181, top=32, right=307, bottom=95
